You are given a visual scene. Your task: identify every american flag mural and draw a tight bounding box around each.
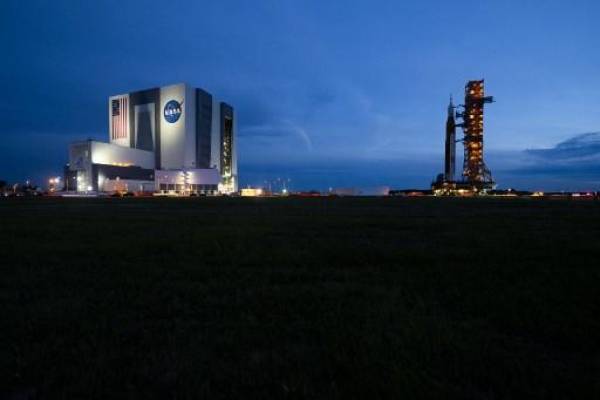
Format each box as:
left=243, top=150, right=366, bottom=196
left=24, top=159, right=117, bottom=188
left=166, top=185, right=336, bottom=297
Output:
left=111, top=97, right=129, bottom=140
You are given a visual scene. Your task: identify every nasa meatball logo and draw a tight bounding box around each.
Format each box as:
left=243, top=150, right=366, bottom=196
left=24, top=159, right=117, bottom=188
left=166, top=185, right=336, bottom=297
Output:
left=164, top=100, right=183, bottom=123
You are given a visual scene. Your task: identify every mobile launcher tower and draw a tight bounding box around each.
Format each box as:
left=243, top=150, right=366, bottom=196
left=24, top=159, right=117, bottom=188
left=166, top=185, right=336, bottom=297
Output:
left=433, top=80, right=495, bottom=195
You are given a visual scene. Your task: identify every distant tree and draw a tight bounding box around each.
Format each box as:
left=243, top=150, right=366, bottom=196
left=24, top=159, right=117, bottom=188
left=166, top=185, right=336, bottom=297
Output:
left=0, top=180, right=6, bottom=189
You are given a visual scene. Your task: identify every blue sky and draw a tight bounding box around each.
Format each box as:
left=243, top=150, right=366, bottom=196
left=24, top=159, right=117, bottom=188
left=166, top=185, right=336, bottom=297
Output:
left=1, top=0, right=600, bottom=190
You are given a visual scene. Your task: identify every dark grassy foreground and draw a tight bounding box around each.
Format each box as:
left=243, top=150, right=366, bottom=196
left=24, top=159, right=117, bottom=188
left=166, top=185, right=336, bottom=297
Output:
left=1, top=197, right=599, bottom=399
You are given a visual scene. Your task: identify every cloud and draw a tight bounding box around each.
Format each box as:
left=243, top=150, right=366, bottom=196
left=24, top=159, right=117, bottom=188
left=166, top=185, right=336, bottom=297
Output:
left=240, top=157, right=439, bottom=190
left=525, top=132, right=600, bottom=161
left=240, top=120, right=313, bottom=151
left=494, top=132, right=600, bottom=190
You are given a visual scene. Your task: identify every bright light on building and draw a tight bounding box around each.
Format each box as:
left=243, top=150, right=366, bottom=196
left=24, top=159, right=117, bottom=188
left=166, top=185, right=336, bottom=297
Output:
left=241, top=188, right=263, bottom=197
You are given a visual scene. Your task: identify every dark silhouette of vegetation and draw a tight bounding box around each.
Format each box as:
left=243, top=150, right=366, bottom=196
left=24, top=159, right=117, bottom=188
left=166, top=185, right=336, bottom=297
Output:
left=1, top=197, right=599, bottom=399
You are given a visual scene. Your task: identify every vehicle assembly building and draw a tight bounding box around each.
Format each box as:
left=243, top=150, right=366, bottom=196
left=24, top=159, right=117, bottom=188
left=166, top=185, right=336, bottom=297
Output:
left=433, top=80, right=495, bottom=195
left=64, top=83, right=237, bottom=195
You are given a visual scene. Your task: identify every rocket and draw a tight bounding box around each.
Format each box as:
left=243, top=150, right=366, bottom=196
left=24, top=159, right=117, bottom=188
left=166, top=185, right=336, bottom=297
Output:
left=444, top=96, right=456, bottom=182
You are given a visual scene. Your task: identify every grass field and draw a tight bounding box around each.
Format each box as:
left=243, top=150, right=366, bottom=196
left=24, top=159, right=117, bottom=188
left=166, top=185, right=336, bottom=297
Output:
left=1, top=197, right=599, bottom=399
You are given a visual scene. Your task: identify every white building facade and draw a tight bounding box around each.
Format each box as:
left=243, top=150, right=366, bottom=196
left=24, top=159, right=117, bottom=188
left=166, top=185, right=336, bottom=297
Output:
left=155, top=169, right=221, bottom=196
left=108, top=83, right=237, bottom=193
left=66, top=83, right=238, bottom=194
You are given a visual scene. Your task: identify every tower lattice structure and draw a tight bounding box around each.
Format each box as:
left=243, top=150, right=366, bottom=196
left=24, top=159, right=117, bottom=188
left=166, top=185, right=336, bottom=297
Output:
left=458, top=80, right=494, bottom=186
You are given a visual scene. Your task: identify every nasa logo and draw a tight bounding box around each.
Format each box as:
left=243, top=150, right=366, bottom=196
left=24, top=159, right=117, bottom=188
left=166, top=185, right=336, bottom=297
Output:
left=164, top=100, right=183, bottom=123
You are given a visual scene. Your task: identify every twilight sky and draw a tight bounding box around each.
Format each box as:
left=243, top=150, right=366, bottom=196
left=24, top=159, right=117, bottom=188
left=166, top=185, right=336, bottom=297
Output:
left=2, top=0, right=600, bottom=190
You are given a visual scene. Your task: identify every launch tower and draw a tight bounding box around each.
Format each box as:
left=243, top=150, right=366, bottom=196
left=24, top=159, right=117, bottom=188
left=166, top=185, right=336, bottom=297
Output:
left=433, top=79, right=495, bottom=195
left=458, top=80, right=494, bottom=188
